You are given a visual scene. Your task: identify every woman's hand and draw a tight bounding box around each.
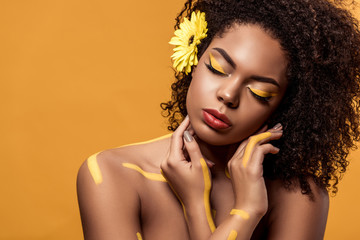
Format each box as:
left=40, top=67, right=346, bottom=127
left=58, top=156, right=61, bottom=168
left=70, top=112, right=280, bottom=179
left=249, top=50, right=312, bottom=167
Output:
left=227, top=124, right=283, bottom=218
left=160, top=115, right=213, bottom=207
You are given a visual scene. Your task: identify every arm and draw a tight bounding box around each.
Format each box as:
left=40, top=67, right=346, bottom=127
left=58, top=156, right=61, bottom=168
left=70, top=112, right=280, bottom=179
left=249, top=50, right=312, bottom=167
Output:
left=77, top=151, right=142, bottom=240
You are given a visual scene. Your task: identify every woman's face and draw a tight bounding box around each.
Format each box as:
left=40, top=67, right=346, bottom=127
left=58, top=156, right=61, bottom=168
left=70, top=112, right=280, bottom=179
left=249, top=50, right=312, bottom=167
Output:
left=186, top=24, right=288, bottom=146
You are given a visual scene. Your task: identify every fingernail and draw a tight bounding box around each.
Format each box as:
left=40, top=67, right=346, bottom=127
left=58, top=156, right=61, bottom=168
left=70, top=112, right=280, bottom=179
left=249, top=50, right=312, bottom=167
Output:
left=184, top=130, right=193, bottom=142
left=273, top=123, right=282, bottom=129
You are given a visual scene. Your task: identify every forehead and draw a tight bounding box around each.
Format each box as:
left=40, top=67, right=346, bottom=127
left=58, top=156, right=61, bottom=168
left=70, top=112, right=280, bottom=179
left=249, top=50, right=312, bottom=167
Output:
left=205, top=24, right=288, bottom=83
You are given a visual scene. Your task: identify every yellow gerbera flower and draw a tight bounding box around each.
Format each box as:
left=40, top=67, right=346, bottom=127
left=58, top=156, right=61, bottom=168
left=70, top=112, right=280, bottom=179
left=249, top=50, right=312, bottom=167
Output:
left=169, top=11, right=208, bottom=74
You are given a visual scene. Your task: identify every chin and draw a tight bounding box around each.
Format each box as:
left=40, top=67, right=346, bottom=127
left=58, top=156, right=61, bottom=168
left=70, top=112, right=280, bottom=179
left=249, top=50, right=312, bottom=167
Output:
left=193, top=124, right=242, bottom=146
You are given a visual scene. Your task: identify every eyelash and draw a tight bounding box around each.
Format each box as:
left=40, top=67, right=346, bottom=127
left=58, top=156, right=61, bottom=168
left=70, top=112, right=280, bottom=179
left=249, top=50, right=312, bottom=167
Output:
left=248, top=88, right=272, bottom=102
left=205, top=62, right=228, bottom=77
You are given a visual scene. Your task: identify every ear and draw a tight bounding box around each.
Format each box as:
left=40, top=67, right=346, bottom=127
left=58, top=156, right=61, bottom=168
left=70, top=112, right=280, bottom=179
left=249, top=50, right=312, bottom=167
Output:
left=191, top=66, right=197, bottom=77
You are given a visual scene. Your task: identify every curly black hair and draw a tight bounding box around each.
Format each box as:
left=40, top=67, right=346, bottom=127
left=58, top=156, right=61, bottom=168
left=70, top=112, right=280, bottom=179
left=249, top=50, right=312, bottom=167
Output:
left=161, top=0, right=360, bottom=196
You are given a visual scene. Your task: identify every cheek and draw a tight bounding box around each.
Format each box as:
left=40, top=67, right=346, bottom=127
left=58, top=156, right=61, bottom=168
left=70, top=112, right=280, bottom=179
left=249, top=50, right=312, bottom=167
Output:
left=186, top=70, right=213, bottom=110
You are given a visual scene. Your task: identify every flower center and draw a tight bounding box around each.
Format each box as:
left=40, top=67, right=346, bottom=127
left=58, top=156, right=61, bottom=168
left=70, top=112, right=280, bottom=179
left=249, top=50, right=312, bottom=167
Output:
left=188, top=35, right=195, bottom=46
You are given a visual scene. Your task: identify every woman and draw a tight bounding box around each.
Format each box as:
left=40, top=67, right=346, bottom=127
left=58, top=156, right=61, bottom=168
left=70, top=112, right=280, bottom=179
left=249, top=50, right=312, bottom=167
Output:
left=77, top=0, right=360, bottom=239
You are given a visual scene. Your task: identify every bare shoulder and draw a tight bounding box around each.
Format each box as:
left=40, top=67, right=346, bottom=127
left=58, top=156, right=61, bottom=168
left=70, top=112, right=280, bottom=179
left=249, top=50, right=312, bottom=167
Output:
left=265, top=178, right=329, bottom=240
left=76, top=134, right=171, bottom=239
left=77, top=133, right=172, bottom=187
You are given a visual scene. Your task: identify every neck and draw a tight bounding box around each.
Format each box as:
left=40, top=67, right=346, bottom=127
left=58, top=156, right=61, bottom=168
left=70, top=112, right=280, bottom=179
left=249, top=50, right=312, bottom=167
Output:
left=195, top=135, right=240, bottom=175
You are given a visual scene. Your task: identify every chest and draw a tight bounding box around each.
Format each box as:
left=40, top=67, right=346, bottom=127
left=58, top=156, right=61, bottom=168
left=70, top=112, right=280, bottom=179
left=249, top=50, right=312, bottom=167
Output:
left=138, top=177, right=263, bottom=240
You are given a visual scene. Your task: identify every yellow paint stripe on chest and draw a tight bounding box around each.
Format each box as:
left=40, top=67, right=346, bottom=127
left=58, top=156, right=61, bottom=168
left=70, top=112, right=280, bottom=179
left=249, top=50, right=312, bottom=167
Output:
left=200, top=157, right=216, bottom=232
left=136, top=232, right=143, bottom=240
left=122, top=163, right=167, bottom=182
left=87, top=152, right=103, bottom=185
left=227, top=230, right=238, bottom=240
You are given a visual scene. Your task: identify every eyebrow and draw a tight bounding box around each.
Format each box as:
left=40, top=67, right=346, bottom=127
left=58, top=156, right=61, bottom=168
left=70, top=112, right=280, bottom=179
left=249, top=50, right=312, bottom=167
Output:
left=212, top=47, right=280, bottom=88
left=251, top=75, right=280, bottom=88
left=213, top=48, right=236, bottom=69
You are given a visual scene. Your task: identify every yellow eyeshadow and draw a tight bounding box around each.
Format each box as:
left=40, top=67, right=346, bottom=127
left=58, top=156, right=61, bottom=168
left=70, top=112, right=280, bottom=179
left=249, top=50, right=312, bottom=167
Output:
left=249, top=87, right=278, bottom=98
left=209, top=52, right=227, bottom=74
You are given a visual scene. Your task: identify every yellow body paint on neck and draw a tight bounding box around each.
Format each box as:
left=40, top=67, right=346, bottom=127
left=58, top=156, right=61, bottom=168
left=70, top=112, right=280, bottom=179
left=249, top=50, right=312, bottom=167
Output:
left=230, top=209, right=250, bottom=220
left=242, top=132, right=272, bottom=168
left=227, top=230, right=238, bottom=240
left=123, top=163, right=166, bottom=182
left=200, top=157, right=216, bottom=232
left=136, top=232, right=143, bottom=240
left=209, top=52, right=226, bottom=74
left=248, top=87, right=278, bottom=98
left=87, top=152, right=103, bottom=185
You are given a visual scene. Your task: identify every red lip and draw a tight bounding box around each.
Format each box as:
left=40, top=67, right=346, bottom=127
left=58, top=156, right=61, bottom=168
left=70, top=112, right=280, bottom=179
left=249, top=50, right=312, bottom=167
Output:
left=202, top=108, right=232, bottom=129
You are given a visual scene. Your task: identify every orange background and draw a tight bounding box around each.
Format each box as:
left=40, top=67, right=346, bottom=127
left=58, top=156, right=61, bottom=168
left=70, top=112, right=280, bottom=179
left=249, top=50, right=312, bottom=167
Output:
left=0, top=0, right=359, bottom=239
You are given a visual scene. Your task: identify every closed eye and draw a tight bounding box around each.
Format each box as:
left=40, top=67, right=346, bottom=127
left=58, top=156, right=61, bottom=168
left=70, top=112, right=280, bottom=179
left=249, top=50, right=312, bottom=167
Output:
left=205, top=53, right=229, bottom=77
left=248, top=87, right=278, bottom=102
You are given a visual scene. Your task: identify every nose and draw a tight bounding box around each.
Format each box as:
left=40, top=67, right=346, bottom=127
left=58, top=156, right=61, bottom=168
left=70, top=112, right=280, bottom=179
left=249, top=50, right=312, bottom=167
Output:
left=216, top=78, right=240, bottom=108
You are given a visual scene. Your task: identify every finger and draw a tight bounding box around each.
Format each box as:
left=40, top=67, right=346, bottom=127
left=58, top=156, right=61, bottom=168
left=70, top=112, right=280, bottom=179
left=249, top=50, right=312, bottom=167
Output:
left=205, top=159, right=215, bottom=168
left=232, top=138, right=249, bottom=159
left=186, top=122, right=195, bottom=136
left=242, top=132, right=274, bottom=168
left=251, top=123, right=284, bottom=146
left=169, top=116, right=190, bottom=159
left=268, top=123, right=283, bottom=133
left=183, top=130, right=203, bottom=168
left=247, top=143, right=280, bottom=169
left=231, top=123, right=282, bottom=161
left=254, top=124, right=268, bottom=135
left=231, top=124, right=269, bottom=159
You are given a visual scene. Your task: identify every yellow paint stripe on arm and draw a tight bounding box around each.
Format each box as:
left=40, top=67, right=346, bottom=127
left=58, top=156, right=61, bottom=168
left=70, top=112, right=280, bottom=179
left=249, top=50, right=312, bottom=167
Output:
left=87, top=152, right=103, bottom=185
left=200, top=157, right=216, bottom=232
left=242, top=132, right=272, bottom=168
left=136, top=232, right=143, bottom=240
left=122, top=163, right=167, bottom=182
left=227, top=230, right=238, bottom=240
left=230, top=209, right=250, bottom=220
